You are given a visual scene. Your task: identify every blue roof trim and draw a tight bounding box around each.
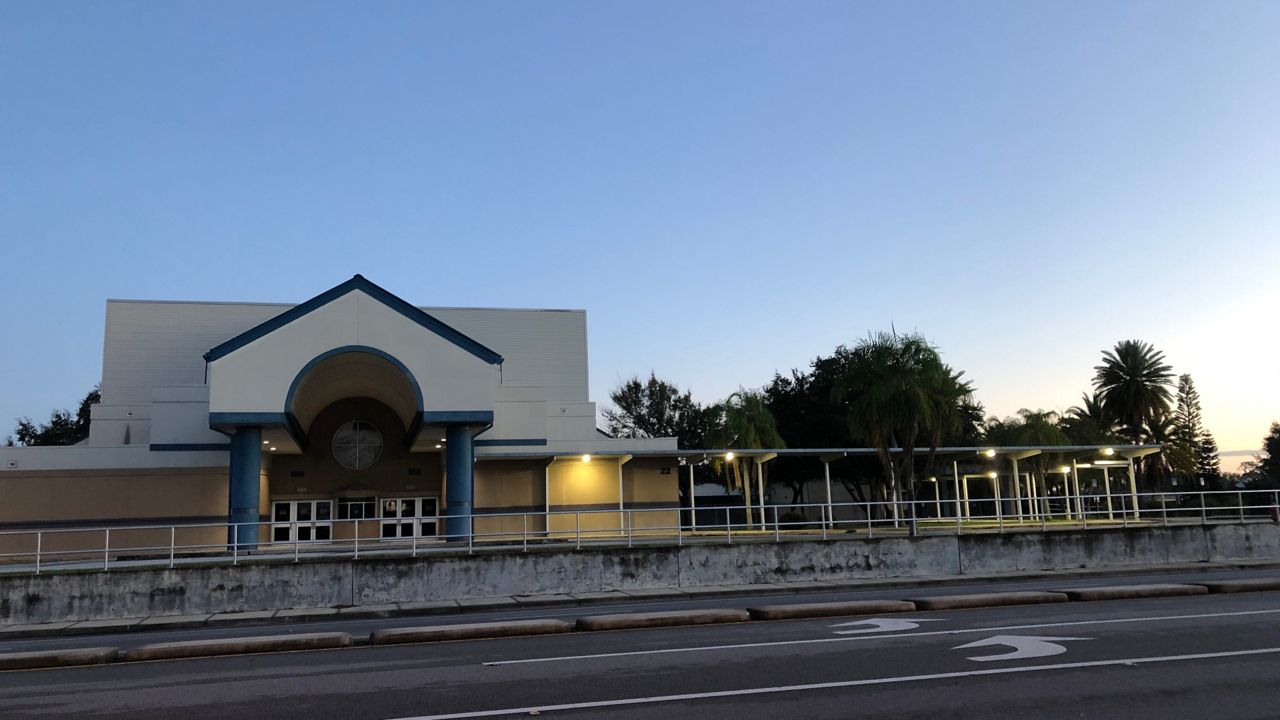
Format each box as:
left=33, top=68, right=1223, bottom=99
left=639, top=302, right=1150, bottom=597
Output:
left=284, top=344, right=423, bottom=449
left=202, top=275, right=504, bottom=365
left=208, top=412, right=306, bottom=448
left=150, top=443, right=231, bottom=452
left=421, top=411, right=495, bottom=425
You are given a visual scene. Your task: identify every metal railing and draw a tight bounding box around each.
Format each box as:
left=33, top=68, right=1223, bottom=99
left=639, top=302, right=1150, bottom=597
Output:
left=1, top=489, right=1276, bottom=575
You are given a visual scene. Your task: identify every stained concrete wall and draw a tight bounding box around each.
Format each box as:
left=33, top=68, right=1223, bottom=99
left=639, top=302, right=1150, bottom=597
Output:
left=3, top=523, right=1280, bottom=625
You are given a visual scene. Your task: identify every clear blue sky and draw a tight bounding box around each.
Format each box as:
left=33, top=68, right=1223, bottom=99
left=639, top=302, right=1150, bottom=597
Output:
left=2, top=1, right=1278, bottom=461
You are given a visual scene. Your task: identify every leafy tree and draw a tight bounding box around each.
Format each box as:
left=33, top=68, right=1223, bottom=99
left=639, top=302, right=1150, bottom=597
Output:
left=832, top=332, right=973, bottom=534
left=6, top=386, right=100, bottom=446
left=1197, top=433, right=1221, bottom=486
left=602, top=373, right=714, bottom=449
left=1092, top=340, right=1174, bottom=444
left=1259, top=422, right=1280, bottom=485
left=984, top=409, right=1070, bottom=446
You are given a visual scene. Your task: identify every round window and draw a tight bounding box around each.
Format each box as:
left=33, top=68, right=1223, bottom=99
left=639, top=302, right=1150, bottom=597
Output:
left=332, top=421, right=383, bottom=471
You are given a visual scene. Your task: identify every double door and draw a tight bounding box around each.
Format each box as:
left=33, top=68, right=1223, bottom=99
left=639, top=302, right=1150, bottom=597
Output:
left=272, top=500, right=333, bottom=542
left=380, top=497, right=439, bottom=539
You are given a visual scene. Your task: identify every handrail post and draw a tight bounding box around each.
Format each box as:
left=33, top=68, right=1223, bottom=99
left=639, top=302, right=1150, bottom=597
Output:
left=411, top=530, right=418, bottom=558
left=294, top=521, right=300, bottom=562
left=1161, top=499, right=1168, bottom=527
left=575, top=512, right=581, bottom=550
left=522, top=514, right=528, bottom=552
left=35, top=532, right=42, bottom=575
left=774, top=506, right=781, bottom=543
left=1201, top=491, right=1208, bottom=525
left=231, top=525, right=237, bottom=566
left=626, top=511, right=633, bottom=548
left=169, top=526, right=176, bottom=568
left=354, top=519, right=360, bottom=559
left=726, top=509, right=732, bottom=544
left=103, top=528, right=111, bottom=571
left=1239, top=492, right=1245, bottom=522
left=866, top=503, right=872, bottom=537
left=822, top=505, right=829, bottom=541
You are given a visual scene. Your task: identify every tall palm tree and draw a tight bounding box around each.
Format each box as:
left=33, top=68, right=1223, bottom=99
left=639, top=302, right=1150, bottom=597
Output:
left=833, top=332, right=973, bottom=534
left=706, top=389, right=785, bottom=527
left=1093, top=340, right=1174, bottom=445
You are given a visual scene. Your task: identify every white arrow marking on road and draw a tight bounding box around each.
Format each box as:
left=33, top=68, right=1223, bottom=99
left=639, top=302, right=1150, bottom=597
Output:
left=830, top=618, right=943, bottom=635
left=954, top=635, right=1091, bottom=662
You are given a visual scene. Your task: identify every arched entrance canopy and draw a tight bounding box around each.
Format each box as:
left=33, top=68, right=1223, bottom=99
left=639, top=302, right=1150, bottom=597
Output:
left=286, top=345, right=424, bottom=446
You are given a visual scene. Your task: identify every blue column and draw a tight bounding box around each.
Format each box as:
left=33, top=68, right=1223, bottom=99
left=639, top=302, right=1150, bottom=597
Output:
left=228, top=427, right=262, bottom=548
left=444, top=425, right=474, bottom=541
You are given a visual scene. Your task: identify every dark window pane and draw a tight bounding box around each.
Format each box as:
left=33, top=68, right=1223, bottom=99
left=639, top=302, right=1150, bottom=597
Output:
left=381, top=523, right=396, bottom=539
left=314, top=525, right=331, bottom=541
left=423, top=499, right=438, bottom=516
left=274, top=504, right=290, bottom=522
left=273, top=527, right=290, bottom=542
left=401, top=499, right=416, bottom=517
left=317, top=503, right=332, bottom=521
left=420, top=521, right=438, bottom=537
left=299, top=526, right=313, bottom=541
left=383, top=500, right=398, bottom=518
left=297, top=504, right=312, bottom=521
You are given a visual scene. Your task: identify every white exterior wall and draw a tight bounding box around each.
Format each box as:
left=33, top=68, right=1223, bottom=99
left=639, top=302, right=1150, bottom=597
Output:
left=207, top=291, right=499, bottom=416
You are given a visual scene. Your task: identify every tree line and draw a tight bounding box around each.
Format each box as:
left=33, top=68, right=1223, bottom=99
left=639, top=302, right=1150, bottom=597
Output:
left=605, top=334, right=1280, bottom=508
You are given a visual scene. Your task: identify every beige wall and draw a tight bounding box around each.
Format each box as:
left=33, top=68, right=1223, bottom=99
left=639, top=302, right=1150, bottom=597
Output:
left=474, top=460, right=546, bottom=538
left=621, top=458, right=680, bottom=531
left=546, top=458, right=622, bottom=535
left=0, top=466, right=229, bottom=562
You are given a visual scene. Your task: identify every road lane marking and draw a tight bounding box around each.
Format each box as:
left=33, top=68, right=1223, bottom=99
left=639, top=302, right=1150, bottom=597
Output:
left=831, top=618, right=943, bottom=634
left=482, top=607, right=1280, bottom=666
left=955, top=635, right=1091, bottom=661
left=400, top=646, right=1280, bottom=719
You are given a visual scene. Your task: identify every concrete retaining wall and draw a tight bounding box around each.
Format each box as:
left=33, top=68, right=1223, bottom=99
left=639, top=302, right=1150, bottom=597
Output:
left=3, top=523, right=1278, bottom=625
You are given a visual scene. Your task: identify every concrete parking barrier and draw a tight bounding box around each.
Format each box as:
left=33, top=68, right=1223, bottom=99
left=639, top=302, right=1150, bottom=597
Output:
left=747, top=600, right=916, bottom=621
left=0, top=647, right=118, bottom=671
left=910, top=591, right=1068, bottom=611
left=1200, top=578, right=1280, bottom=594
left=121, top=632, right=352, bottom=662
left=1056, top=584, right=1210, bottom=601
left=370, top=619, right=571, bottom=645
left=576, top=609, right=750, bottom=631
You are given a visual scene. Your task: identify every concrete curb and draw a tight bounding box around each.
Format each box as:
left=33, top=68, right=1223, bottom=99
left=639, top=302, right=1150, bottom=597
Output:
left=121, top=632, right=352, bottom=662
left=1200, top=578, right=1280, bottom=594
left=370, top=619, right=571, bottom=645
left=1055, top=584, right=1210, bottom=602
left=0, top=647, right=118, bottom=671
left=576, top=609, right=750, bottom=632
left=747, top=600, right=917, bottom=621
left=910, top=591, right=1068, bottom=611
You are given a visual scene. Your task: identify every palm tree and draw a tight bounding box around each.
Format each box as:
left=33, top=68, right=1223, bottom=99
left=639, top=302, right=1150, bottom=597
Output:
left=706, top=389, right=785, bottom=527
left=1093, top=340, right=1174, bottom=445
left=833, top=332, right=973, bottom=534
left=1060, top=392, right=1120, bottom=444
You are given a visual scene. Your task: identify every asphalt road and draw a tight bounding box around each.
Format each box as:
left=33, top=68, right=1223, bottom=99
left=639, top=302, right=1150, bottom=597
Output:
left=3, top=578, right=1280, bottom=718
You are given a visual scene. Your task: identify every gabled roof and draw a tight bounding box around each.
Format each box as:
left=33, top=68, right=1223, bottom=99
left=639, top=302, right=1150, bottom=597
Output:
left=203, top=275, right=504, bottom=365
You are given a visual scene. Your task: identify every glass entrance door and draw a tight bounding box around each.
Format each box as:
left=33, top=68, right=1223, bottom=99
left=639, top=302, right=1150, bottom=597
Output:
left=271, top=500, right=333, bottom=542
left=379, top=497, right=440, bottom=539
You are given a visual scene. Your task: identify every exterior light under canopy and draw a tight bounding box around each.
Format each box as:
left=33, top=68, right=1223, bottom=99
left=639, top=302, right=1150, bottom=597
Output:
left=983, top=449, right=996, bottom=458
left=987, top=471, right=998, bottom=479
left=1102, top=448, right=1115, bottom=456
left=581, top=454, right=591, bottom=463
left=724, top=452, right=735, bottom=461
